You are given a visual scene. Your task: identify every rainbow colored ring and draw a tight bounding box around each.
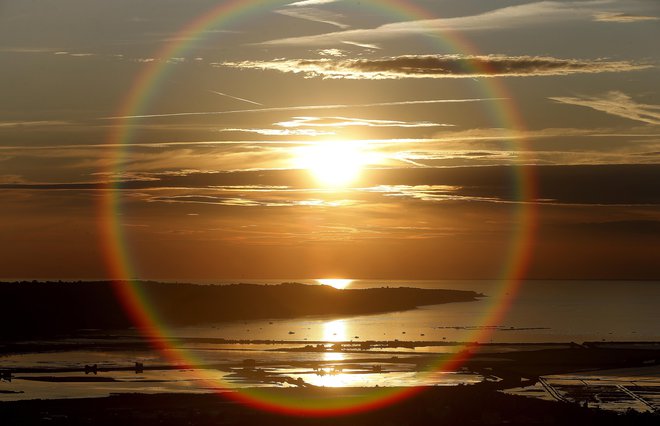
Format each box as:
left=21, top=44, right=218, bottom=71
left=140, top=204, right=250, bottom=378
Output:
left=100, top=0, right=537, bottom=416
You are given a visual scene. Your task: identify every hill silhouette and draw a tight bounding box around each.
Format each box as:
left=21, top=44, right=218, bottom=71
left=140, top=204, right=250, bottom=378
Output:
left=0, top=281, right=482, bottom=339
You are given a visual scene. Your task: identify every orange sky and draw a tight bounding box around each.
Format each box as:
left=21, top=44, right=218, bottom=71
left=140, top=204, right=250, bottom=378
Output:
left=0, top=0, right=658, bottom=280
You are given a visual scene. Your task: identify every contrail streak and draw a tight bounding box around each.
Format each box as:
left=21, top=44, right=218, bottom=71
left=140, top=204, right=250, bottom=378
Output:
left=102, top=97, right=507, bottom=120
left=210, top=90, right=263, bottom=106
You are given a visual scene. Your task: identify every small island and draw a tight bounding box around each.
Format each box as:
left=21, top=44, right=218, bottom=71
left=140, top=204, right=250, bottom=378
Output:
left=0, top=281, right=483, bottom=339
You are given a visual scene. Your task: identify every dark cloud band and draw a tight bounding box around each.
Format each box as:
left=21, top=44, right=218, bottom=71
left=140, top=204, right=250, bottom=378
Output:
left=222, top=54, right=650, bottom=79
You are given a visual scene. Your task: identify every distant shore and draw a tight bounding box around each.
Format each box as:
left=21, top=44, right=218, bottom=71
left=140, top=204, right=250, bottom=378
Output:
left=0, top=281, right=482, bottom=340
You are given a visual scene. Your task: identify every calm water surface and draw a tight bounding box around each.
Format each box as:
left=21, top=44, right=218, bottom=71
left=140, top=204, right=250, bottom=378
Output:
left=170, top=280, right=660, bottom=343
left=1, top=280, right=658, bottom=403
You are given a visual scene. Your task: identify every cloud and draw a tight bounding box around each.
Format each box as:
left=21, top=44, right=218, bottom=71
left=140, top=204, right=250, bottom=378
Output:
left=0, top=120, right=71, bottom=128
left=364, top=164, right=660, bottom=205
left=219, top=128, right=334, bottom=136
left=550, top=92, right=660, bottom=125
left=217, top=116, right=449, bottom=137
left=316, top=49, right=346, bottom=57
left=427, top=126, right=660, bottom=143
left=54, top=51, right=95, bottom=57
left=5, top=165, right=659, bottom=206
left=275, top=7, right=349, bottom=29
left=104, top=96, right=502, bottom=120
left=150, top=194, right=287, bottom=207
left=0, top=47, right=61, bottom=53
left=593, top=12, right=659, bottom=22
left=209, top=90, right=263, bottom=106
left=341, top=41, right=381, bottom=50
left=393, top=150, right=512, bottom=162
left=222, top=54, right=649, bottom=79
left=361, top=185, right=483, bottom=203
left=150, top=194, right=356, bottom=208
left=260, top=1, right=614, bottom=46
left=275, top=116, right=452, bottom=128
left=286, top=0, right=342, bottom=6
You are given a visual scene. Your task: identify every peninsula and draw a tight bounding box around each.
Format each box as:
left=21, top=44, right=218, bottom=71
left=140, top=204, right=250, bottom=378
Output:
left=0, top=281, right=482, bottom=339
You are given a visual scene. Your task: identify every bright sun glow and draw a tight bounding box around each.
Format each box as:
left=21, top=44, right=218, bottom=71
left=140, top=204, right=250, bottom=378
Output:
left=317, top=278, right=353, bottom=289
left=293, top=141, right=370, bottom=187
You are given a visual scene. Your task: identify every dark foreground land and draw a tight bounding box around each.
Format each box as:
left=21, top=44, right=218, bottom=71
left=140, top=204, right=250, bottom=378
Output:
left=1, top=343, right=659, bottom=425
left=0, top=281, right=481, bottom=339
left=1, top=386, right=658, bottom=426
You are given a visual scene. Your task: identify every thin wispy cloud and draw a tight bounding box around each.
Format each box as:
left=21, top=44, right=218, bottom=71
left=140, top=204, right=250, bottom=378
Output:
left=428, top=126, right=660, bottom=142
left=219, top=128, right=334, bottom=136
left=222, top=54, right=649, bottom=79
left=286, top=0, right=342, bottom=6
left=394, top=150, right=512, bottom=161
left=341, top=41, right=381, bottom=50
left=5, top=127, right=656, bottom=154
left=362, top=185, right=468, bottom=203
left=219, top=115, right=447, bottom=137
left=260, top=1, right=614, bottom=46
left=0, top=141, right=311, bottom=152
left=5, top=165, right=660, bottom=207
left=550, top=91, right=660, bottom=125
left=593, top=12, right=659, bottom=22
left=54, top=51, right=95, bottom=57
left=0, top=120, right=70, bottom=128
left=103, top=97, right=504, bottom=120
left=317, top=48, right=346, bottom=57
left=389, top=148, right=654, bottom=168
left=275, top=7, right=349, bottom=29
left=276, top=116, right=451, bottom=128
left=0, top=47, right=62, bottom=53
left=209, top=90, right=263, bottom=106
left=150, top=194, right=355, bottom=208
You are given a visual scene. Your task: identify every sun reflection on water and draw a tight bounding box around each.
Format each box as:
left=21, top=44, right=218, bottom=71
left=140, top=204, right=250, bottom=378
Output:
left=323, top=319, right=347, bottom=342
left=322, top=320, right=347, bottom=362
left=322, top=351, right=345, bottom=362
left=306, top=370, right=361, bottom=388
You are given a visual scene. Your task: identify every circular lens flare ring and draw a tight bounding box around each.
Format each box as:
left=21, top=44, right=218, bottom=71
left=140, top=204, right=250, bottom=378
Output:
left=102, top=0, right=537, bottom=417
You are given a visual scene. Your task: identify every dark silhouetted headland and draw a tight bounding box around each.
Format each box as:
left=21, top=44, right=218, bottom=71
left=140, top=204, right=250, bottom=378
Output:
left=0, top=281, right=482, bottom=339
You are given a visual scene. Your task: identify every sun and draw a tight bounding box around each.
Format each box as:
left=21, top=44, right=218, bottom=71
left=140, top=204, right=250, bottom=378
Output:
left=293, top=141, right=370, bottom=187
left=317, top=279, right=353, bottom=289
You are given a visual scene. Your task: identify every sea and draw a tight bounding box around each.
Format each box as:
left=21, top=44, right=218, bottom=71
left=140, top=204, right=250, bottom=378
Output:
left=168, top=279, right=660, bottom=343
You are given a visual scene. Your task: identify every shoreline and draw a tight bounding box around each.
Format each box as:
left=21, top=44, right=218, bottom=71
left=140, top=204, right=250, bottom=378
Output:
left=2, top=340, right=659, bottom=385
left=2, top=340, right=659, bottom=419
left=0, top=281, right=482, bottom=340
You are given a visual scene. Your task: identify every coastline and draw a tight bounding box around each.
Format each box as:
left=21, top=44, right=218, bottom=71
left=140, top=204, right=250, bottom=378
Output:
left=0, top=281, right=482, bottom=340
left=2, top=338, right=659, bottom=412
